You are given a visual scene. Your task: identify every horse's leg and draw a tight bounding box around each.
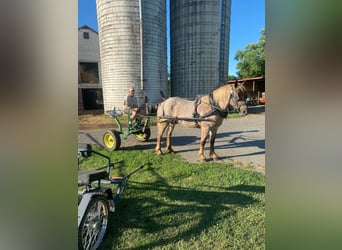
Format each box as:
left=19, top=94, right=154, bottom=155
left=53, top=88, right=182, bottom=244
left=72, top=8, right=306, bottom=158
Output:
left=198, top=127, right=209, bottom=161
left=155, top=121, right=168, bottom=155
left=165, top=123, right=176, bottom=153
left=209, top=129, right=219, bottom=161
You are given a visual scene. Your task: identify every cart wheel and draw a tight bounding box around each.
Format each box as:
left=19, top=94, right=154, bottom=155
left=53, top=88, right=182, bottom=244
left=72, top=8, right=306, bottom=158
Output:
left=135, top=127, right=151, bottom=142
left=103, top=130, right=121, bottom=151
left=78, top=196, right=109, bottom=250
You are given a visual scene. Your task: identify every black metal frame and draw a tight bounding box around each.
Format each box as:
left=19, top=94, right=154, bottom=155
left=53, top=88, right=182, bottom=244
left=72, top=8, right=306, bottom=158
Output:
left=77, top=143, right=148, bottom=249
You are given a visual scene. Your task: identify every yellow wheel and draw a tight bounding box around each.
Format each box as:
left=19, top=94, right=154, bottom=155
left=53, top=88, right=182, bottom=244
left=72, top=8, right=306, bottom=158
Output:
left=134, top=128, right=151, bottom=142
left=103, top=130, right=121, bottom=151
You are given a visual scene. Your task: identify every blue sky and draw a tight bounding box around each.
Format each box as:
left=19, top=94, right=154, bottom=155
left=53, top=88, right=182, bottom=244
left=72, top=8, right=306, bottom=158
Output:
left=78, top=0, right=265, bottom=76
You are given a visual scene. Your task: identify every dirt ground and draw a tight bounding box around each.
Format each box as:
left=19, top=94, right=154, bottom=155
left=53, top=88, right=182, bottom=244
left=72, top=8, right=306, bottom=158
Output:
left=78, top=110, right=118, bottom=130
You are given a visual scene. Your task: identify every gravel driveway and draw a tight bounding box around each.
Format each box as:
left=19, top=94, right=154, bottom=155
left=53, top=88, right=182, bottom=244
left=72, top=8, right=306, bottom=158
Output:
left=78, top=107, right=265, bottom=174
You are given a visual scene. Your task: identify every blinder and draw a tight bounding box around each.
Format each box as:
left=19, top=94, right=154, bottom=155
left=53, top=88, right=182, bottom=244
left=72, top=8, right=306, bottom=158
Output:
left=229, top=88, right=246, bottom=112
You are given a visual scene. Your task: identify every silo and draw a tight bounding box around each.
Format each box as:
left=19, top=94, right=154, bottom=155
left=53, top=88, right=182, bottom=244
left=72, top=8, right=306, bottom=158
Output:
left=170, top=0, right=231, bottom=98
left=96, top=0, right=167, bottom=112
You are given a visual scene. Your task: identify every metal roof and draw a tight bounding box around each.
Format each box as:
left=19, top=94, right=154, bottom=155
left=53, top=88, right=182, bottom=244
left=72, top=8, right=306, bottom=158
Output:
left=228, top=76, right=264, bottom=84
left=78, top=25, right=98, bottom=34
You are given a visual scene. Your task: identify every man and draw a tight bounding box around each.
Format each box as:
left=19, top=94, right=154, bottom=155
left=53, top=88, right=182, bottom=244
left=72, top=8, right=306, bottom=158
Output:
left=123, top=86, right=140, bottom=123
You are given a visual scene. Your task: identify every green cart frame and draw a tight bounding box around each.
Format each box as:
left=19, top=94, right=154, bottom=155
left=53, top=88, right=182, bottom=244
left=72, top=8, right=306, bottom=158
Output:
left=103, top=109, right=151, bottom=151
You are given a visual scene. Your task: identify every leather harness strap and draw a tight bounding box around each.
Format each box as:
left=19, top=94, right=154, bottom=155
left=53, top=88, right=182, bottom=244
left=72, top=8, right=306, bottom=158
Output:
left=193, top=97, right=201, bottom=128
left=192, top=92, right=229, bottom=128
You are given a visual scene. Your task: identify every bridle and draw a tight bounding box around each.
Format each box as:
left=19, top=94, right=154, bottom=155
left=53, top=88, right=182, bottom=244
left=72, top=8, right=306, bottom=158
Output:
left=192, top=84, right=246, bottom=124
left=228, top=86, right=246, bottom=112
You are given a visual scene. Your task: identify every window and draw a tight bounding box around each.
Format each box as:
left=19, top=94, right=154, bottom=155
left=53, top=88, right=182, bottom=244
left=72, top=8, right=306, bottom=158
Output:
left=82, top=88, right=104, bottom=110
left=83, top=32, right=89, bottom=39
left=78, top=62, right=99, bottom=83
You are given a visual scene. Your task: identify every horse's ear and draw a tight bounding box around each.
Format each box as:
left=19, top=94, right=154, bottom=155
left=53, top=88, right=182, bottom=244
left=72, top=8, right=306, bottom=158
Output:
left=234, top=80, right=239, bottom=88
left=237, top=81, right=246, bottom=88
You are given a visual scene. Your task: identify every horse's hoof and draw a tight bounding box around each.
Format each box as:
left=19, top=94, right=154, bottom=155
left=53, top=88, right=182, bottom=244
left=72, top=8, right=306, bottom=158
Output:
left=211, top=156, right=219, bottom=161
left=166, top=148, right=175, bottom=154
left=197, top=157, right=207, bottom=162
left=209, top=153, right=219, bottom=161
left=155, top=150, right=163, bottom=156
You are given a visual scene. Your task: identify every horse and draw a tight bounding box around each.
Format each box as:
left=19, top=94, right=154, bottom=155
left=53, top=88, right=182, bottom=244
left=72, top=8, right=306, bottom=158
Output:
left=155, top=82, right=248, bottom=161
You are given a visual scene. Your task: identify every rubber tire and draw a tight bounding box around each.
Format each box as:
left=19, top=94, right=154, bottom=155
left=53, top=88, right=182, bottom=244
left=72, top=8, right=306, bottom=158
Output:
left=103, top=130, right=121, bottom=151
left=134, top=127, right=151, bottom=142
left=78, top=196, right=109, bottom=250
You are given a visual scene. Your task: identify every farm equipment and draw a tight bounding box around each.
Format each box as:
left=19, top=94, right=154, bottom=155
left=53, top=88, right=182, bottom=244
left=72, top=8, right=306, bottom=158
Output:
left=77, top=143, right=148, bottom=250
left=103, top=109, right=151, bottom=151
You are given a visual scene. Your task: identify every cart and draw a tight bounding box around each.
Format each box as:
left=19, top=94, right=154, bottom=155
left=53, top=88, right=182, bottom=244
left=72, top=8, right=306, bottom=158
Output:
left=103, top=109, right=151, bottom=151
left=77, top=143, right=148, bottom=250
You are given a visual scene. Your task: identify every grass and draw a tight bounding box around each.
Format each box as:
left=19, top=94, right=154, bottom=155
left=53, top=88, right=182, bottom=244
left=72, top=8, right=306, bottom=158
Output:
left=227, top=112, right=242, bottom=119
left=78, top=145, right=265, bottom=250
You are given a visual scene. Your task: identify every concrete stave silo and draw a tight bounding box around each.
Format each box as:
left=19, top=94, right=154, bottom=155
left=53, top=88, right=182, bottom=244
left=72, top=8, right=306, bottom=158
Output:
left=96, top=0, right=167, bottom=112
left=170, top=0, right=231, bottom=98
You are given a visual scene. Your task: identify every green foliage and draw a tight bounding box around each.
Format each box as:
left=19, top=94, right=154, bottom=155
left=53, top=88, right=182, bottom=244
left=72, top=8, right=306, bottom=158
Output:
left=235, top=29, right=265, bottom=78
left=228, top=75, right=238, bottom=80
left=79, top=145, right=265, bottom=249
left=227, top=112, right=241, bottom=119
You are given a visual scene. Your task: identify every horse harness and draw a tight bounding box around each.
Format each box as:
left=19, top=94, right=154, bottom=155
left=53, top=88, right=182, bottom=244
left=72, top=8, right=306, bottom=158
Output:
left=192, top=88, right=240, bottom=128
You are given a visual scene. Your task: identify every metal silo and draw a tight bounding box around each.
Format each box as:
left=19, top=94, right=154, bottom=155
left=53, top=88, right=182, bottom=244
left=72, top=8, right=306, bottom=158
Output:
left=96, top=0, right=167, bottom=112
left=170, top=0, right=231, bottom=98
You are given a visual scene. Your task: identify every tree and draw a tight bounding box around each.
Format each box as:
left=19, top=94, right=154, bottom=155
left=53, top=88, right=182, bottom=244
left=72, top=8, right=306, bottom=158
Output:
left=234, top=29, right=265, bottom=78
left=228, top=75, right=237, bottom=80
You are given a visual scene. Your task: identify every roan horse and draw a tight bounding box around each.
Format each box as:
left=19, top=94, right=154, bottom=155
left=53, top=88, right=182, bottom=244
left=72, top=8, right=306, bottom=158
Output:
left=155, top=82, right=248, bottom=161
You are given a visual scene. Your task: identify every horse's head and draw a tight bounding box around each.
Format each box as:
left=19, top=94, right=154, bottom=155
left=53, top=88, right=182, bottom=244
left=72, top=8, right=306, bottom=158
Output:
left=229, top=82, right=248, bottom=116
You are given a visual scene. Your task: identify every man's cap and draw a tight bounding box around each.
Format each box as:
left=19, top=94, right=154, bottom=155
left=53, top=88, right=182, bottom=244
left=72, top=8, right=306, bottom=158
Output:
left=129, top=86, right=135, bottom=91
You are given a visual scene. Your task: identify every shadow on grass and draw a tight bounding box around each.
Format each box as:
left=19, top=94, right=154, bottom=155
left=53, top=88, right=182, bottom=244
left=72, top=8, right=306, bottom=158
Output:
left=99, top=168, right=264, bottom=250
left=201, top=184, right=265, bottom=193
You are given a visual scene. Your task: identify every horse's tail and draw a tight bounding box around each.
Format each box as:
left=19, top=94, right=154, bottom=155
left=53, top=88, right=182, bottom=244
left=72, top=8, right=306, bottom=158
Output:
left=156, top=91, right=169, bottom=117
left=156, top=99, right=166, bottom=117
left=160, top=90, right=167, bottom=100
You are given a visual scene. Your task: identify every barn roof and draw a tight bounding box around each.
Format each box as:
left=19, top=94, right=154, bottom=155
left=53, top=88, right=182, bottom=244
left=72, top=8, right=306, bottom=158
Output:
left=78, top=25, right=98, bottom=34
left=228, top=76, right=264, bottom=84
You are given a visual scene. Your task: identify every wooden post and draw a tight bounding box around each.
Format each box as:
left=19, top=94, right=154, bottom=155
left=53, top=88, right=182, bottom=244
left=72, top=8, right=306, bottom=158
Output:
left=252, top=80, right=255, bottom=102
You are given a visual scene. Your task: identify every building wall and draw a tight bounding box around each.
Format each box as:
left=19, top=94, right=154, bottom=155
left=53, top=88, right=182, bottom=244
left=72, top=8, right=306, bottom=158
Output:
left=78, top=27, right=100, bottom=63
left=78, top=26, right=102, bottom=85
left=78, top=26, right=103, bottom=110
left=96, top=0, right=167, bottom=112
left=141, top=0, right=168, bottom=106
left=170, top=0, right=231, bottom=98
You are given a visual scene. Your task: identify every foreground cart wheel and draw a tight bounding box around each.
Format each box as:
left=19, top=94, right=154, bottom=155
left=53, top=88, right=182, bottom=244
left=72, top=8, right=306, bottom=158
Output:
left=78, top=196, right=109, bottom=250
left=103, top=130, right=121, bottom=151
left=134, top=127, right=151, bottom=142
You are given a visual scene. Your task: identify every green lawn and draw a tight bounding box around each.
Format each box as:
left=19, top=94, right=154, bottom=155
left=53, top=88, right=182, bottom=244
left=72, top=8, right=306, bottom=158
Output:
left=78, top=145, right=265, bottom=250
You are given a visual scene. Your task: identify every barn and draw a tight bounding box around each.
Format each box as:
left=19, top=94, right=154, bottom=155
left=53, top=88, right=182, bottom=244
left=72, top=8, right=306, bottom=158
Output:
left=78, top=25, right=103, bottom=111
